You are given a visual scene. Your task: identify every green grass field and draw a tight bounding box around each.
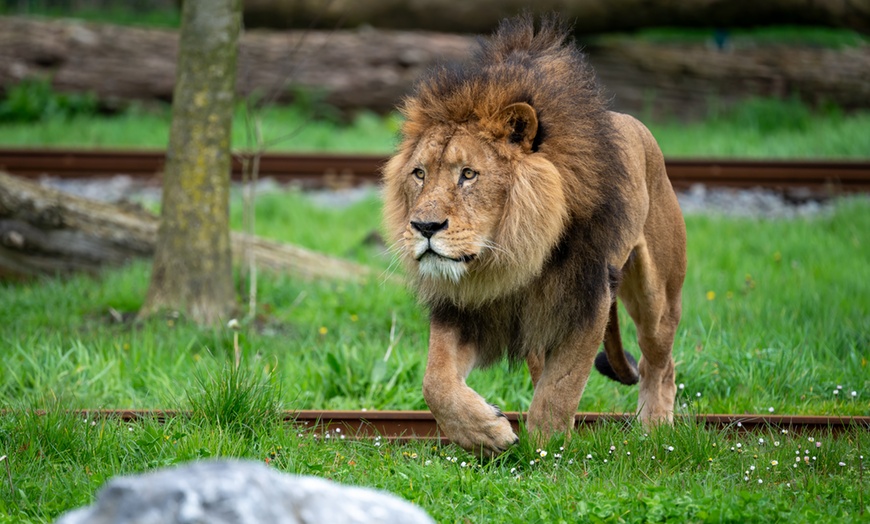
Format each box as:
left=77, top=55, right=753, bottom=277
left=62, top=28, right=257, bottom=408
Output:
left=1, top=190, right=868, bottom=522
left=1, top=44, right=868, bottom=522
left=1, top=99, right=869, bottom=159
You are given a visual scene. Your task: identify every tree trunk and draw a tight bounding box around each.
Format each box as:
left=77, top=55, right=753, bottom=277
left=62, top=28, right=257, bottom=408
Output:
left=2, top=18, right=868, bottom=120
left=139, top=0, right=241, bottom=325
left=0, top=171, right=377, bottom=283
left=242, top=0, right=870, bottom=34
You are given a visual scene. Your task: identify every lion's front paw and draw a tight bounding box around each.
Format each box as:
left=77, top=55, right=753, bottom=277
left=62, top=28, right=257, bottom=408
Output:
left=436, top=403, right=518, bottom=457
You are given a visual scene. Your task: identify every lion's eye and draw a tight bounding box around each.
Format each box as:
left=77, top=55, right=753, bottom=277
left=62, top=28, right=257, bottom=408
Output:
left=460, top=168, right=478, bottom=182
left=411, top=168, right=425, bottom=181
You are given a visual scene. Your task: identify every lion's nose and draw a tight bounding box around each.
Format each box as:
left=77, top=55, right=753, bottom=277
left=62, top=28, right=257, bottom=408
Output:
left=410, top=219, right=448, bottom=239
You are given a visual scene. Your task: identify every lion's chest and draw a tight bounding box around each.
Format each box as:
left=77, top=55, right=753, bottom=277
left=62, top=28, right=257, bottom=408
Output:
left=431, top=289, right=571, bottom=366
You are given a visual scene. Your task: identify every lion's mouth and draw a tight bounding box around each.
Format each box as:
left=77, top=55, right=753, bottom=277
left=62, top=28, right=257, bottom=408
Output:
left=417, top=248, right=476, bottom=264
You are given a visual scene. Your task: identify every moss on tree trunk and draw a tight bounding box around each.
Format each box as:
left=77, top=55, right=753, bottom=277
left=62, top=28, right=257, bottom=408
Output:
left=141, top=0, right=241, bottom=326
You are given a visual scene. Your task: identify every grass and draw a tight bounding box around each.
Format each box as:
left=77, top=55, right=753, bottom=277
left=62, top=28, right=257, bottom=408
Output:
left=1, top=189, right=868, bottom=522
left=1, top=96, right=868, bottom=158
left=1, top=76, right=870, bottom=158
left=1, top=402, right=867, bottom=523
left=0, top=102, right=404, bottom=154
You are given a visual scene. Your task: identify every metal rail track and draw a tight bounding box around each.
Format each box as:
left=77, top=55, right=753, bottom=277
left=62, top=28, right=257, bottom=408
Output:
left=33, top=410, right=870, bottom=441
left=1, top=148, right=869, bottom=192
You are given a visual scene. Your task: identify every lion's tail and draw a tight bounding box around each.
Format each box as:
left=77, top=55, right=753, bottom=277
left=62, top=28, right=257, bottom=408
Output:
left=594, top=302, right=640, bottom=385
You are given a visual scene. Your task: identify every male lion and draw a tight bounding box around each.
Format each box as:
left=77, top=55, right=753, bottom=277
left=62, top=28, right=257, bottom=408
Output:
left=383, top=14, right=687, bottom=456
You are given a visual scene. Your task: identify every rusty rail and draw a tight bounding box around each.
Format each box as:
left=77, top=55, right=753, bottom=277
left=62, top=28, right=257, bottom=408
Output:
left=36, top=410, right=870, bottom=441
left=1, top=148, right=869, bottom=192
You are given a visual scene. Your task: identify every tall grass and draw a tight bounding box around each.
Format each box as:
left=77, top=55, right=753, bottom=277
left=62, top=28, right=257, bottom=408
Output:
left=2, top=193, right=867, bottom=416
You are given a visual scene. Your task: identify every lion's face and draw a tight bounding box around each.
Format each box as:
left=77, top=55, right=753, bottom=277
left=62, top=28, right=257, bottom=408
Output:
left=397, top=128, right=510, bottom=282
left=383, top=104, right=569, bottom=306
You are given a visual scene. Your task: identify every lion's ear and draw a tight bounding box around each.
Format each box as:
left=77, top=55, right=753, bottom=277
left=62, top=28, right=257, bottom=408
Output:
left=496, top=102, right=539, bottom=153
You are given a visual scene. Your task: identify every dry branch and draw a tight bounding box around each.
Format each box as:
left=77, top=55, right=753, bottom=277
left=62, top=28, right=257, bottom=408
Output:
left=0, top=171, right=377, bottom=282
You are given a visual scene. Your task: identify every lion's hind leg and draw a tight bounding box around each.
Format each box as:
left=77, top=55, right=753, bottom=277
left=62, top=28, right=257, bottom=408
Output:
left=618, top=237, right=685, bottom=426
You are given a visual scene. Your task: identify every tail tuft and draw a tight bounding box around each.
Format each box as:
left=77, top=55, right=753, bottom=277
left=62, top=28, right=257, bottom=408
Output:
left=594, top=350, right=639, bottom=385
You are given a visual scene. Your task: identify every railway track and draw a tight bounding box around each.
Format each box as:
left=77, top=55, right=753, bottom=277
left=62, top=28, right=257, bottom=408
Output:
left=37, top=410, right=870, bottom=441
left=1, top=148, right=869, bottom=192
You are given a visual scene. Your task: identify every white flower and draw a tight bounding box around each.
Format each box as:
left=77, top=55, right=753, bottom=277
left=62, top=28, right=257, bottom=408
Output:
left=758, top=438, right=765, bottom=445
left=586, top=454, right=593, bottom=459
left=851, top=391, right=857, bottom=397
left=460, top=461, right=467, bottom=468
left=678, top=383, right=685, bottom=390
left=736, top=443, right=742, bottom=449
left=757, top=479, right=763, bottom=484
left=768, top=407, right=774, bottom=413
left=667, top=446, right=674, bottom=452
left=425, top=460, right=432, bottom=466
left=696, top=392, right=701, bottom=398
left=651, top=456, right=656, bottom=460
left=839, top=462, right=847, bottom=467
left=774, top=441, right=780, bottom=447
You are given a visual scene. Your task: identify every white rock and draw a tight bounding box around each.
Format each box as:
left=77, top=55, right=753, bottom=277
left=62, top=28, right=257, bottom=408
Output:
left=54, top=459, right=434, bottom=524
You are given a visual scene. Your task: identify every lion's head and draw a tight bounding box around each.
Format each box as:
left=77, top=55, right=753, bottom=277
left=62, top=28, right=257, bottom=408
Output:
left=383, top=14, right=623, bottom=309
left=383, top=102, right=568, bottom=307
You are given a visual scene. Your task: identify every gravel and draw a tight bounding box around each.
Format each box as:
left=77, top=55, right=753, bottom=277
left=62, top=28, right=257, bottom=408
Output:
left=39, top=175, right=839, bottom=219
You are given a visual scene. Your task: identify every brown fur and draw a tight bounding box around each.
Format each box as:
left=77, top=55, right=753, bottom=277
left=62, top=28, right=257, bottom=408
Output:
left=382, top=14, right=687, bottom=455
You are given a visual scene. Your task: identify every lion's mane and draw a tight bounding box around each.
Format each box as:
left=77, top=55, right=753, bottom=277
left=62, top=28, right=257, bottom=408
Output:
left=383, top=14, right=632, bottom=365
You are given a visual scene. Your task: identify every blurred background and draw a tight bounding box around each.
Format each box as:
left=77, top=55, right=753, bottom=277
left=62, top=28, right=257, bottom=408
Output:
left=1, top=0, right=868, bottom=158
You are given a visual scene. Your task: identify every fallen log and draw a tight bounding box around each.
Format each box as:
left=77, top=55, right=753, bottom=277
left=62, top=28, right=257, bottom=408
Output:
left=0, top=17, right=472, bottom=114
left=0, top=171, right=378, bottom=282
left=2, top=17, right=868, bottom=120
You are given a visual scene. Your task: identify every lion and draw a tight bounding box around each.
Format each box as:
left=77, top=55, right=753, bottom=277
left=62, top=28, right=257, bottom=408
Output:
left=382, top=14, right=687, bottom=456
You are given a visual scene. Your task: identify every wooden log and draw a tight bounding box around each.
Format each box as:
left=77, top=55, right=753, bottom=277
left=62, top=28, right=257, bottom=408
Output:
left=0, top=171, right=378, bottom=282
left=1, top=18, right=868, bottom=119
left=0, top=17, right=473, bottom=114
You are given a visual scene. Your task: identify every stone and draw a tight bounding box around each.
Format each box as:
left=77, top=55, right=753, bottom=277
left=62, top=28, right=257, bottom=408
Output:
left=54, top=459, right=434, bottom=524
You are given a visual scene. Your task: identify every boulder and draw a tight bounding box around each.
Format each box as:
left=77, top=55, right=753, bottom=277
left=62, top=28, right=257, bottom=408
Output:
left=54, top=459, right=434, bottom=524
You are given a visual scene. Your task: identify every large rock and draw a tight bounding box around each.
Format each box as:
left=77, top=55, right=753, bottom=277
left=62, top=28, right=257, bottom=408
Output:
left=54, top=459, right=434, bottom=524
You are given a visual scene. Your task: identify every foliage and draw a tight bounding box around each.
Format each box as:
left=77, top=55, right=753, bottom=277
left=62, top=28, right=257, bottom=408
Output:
left=627, top=25, right=869, bottom=49
left=0, top=78, right=98, bottom=123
